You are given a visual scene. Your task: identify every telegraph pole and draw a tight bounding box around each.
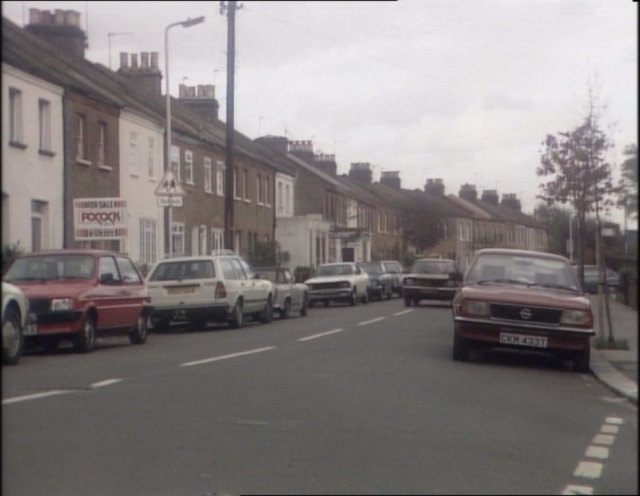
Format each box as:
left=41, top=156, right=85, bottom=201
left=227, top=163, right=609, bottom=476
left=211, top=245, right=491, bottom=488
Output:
left=221, top=1, right=241, bottom=250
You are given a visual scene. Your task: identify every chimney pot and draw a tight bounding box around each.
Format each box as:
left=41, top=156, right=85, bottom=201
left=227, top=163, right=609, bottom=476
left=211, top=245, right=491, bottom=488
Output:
left=119, top=52, right=129, bottom=69
left=29, top=8, right=42, bottom=24
left=131, top=53, right=138, bottom=69
left=150, top=52, right=159, bottom=69
left=204, top=85, right=215, bottom=98
left=65, top=10, right=80, bottom=27
left=187, top=86, right=196, bottom=98
left=54, top=9, right=65, bottom=25
left=179, top=84, right=187, bottom=98
left=197, top=84, right=205, bottom=98
left=141, top=52, right=149, bottom=68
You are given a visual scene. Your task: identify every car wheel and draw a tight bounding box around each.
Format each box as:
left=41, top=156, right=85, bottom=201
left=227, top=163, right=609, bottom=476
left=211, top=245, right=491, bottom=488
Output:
left=260, top=297, right=274, bottom=324
left=452, top=334, right=470, bottom=362
left=362, top=290, right=369, bottom=304
left=386, top=288, right=393, bottom=300
left=308, top=299, right=315, bottom=308
left=413, top=298, right=420, bottom=307
left=404, top=296, right=412, bottom=307
left=573, top=347, right=591, bottom=373
left=300, top=294, right=308, bottom=317
left=155, top=318, right=170, bottom=334
left=280, top=298, right=291, bottom=319
left=323, top=300, right=330, bottom=308
left=350, top=289, right=357, bottom=306
left=229, top=300, right=244, bottom=329
left=129, top=312, right=148, bottom=345
left=74, top=313, right=96, bottom=353
left=2, top=307, right=23, bottom=365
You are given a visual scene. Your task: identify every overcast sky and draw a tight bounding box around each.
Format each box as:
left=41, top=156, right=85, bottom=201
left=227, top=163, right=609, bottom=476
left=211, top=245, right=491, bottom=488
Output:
left=4, top=0, right=637, bottom=226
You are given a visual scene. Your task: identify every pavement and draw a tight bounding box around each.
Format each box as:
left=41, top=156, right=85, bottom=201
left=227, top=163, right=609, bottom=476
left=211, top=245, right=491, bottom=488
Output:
left=588, top=293, right=638, bottom=404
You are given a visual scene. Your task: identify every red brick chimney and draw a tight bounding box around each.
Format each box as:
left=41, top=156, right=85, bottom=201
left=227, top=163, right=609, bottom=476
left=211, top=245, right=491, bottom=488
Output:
left=117, top=52, right=163, bottom=96
left=26, top=8, right=87, bottom=59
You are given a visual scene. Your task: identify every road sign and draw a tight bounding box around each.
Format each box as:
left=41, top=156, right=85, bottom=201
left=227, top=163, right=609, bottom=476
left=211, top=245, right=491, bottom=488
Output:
left=155, top=169, right=186, bottom=197
left=158, top=196, right=183, bottom=207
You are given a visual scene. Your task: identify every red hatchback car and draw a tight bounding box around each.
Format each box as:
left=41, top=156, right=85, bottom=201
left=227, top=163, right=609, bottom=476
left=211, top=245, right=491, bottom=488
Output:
left=452, top=249, right=594, bottom=371
left=3, top=250, right=151, bottom=353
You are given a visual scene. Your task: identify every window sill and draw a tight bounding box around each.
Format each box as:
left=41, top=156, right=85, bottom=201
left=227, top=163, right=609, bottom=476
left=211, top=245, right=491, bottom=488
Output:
left=257, top=202, right=264, bottom=206
left=148, top=178, right=157, bottom=182
left=243, top=199, right=251, bottom=204
left=217, top=193, right=225, bottom=198
left=38, top=149, right=56, bottom=157
left=265, top=203, right=272, bottom=209
left=9, top=141, right=28, bottom=150
left=98, top=164, right=113, bottom=172
left=186, top=181, right=195, bottom=186
left=76, top=158, right=92, bottom=167
left=130, top=172, right=140, bottom=177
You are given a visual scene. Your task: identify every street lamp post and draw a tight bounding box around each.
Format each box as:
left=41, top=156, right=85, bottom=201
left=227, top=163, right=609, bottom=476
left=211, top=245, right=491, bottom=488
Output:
left=164, top=16, right=205, bottom=258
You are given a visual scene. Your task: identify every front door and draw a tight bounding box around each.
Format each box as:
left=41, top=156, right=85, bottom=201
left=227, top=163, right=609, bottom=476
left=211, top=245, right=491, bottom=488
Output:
left=342, top=247, right=354, bottom=262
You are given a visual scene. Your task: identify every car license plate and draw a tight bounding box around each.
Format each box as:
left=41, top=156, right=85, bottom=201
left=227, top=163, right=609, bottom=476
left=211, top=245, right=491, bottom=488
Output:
left=167, top=286, right=196, bottom=295
left=499, top=332, right=548, bottom=348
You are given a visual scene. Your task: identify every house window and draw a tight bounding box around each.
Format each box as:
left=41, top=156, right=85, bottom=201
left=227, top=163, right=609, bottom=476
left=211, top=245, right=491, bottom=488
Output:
left=9, top=87, right=23, bottom=144
left=38, top=99, right=52, bottom=152
left=243, top=169, right=250, bottom=201
left=75, top=113, right=87, bottom=161
left=216, top=161, right=225, bottom=196
left=129, top=131, right=138, bottom=175
left=185, top=150, right=194, bottom=184
left=204, top=157, right=212, bottom=193
left=234, top=167, right=241, bottom=199
left=139, top=218, right=157, bottom=264
left=257, top=174, right=263, bottom=204
left=191, top=226, right=200, bottom=255
left=277, top=181, right=283, bottom=212
left=211, top=228, right=224, bottom=253
left=171, top=145, right=181, bottom=181
left=97, top=121, right=107, bottom=166
left=172, top=222, right=185, bottom=256
left=148, top=137, right=155, bottom=178
left=234, top=230, right=241, bottom=254
left=264, top=177, right=271, bottom=206
left=285, top=184, right=290, bottom=214
left=31, top=200, right=48, bottom=251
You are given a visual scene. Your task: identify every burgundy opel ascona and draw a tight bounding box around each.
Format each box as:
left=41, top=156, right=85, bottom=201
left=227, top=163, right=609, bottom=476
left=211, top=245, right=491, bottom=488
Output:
left=452, top=249, right=594, bottom=371
left=3, top=250, right=151, bottom=353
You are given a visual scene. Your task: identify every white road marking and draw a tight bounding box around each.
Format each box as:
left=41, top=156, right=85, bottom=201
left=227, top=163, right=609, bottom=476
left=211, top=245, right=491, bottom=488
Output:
left=600, top=424, right=619, bottom=434
left=298, top=328, right=344, bottom=342
left=573, top=461, right=603, bottom=479
left=585, top=445, right=609, bottom=460
left=357, top=317, right=386, bottom=326
left=179, top=347, right=275, bottom=367
left=393, top=309, right=414, bottom=316
left=90, top=379, right=123, bottom=389
left=592, top=434, right=615, bottom=446
left=562, top=485, right=594, bottom=495
left=604, top=416, right=624, bottom=425
left=2, top=390, right=73, bottom=405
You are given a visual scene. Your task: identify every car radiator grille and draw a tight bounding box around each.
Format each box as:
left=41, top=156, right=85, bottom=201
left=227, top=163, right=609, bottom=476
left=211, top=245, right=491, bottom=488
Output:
left=28, top=298, right=50, bottom=314
left=490, top=303, right=562, bottom=324
left=413, top=279, right=446, bottom=287
left=310, top=282, right=345, bottom=290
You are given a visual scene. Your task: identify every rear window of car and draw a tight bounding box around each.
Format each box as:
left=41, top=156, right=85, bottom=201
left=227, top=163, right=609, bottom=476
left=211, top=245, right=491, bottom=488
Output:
left=383, top=262, right=401, bottom=273
left=5, top=254, right=95, bottom=282
left=412, top=260, right=457, bottom=274
left=149, top=260, right=215, bottom=281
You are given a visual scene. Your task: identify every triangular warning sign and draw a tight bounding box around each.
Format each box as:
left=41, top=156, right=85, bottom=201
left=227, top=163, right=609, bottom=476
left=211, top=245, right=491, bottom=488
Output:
left=155, top=169, right=186, bottom=196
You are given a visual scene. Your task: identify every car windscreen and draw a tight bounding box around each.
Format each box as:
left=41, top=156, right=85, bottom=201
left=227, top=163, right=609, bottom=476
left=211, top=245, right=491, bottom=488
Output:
left=359, top=263, right=383, bottom=275
left=316, top=264, right=354, bottom=276
left=4, top=254, right=96, bottom=282
left=148, top=260, right=215, bottom=281
left=466, top=253, right=579, bottom=290
left=411, top=260, right=456, bottom=274
left=259, top=269, right=278, bottom=283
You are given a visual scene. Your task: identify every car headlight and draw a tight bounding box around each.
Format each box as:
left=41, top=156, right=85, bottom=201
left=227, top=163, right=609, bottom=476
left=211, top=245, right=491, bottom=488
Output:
left=460, top=299, right=490, bottom=318
left=51, top=298, right=72, bottom=311
left=446, top=280, right=458, bottom=287
left=560, top=309, right=593, bottom=327
left=340, top=281, right=350, bottom=289
left=404, top=278, right=414, bottom=285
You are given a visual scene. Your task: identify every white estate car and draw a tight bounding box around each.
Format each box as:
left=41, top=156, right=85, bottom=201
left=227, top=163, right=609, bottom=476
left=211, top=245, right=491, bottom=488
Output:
left=146, top=252, right=274, bottom=330
left=305, top=262, right=370, bottom=307
left=2, top=281, right=29, bottom=365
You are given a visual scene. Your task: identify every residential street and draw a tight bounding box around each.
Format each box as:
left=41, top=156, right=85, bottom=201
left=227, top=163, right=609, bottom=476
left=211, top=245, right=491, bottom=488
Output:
left=3, top=299, right=638, bottom=496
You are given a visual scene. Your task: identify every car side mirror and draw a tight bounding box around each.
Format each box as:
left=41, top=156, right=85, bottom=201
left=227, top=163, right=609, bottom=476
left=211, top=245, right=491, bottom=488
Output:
left=100, top=273, right=115, bottom=285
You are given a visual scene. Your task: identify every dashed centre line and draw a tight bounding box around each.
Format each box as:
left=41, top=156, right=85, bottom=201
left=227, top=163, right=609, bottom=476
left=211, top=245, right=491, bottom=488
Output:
left=584, top=446, right=609, bottom=460
left=592, top=434, right=615, bottom=446
left=357, top=317, right=386, bottom=326
left=298, top=328, right=344, bottom=342
left=393, top=309, right=414, bottom=316
left=179, top=347, right=275, bottom=367
left=573, top=461, right=603, bottom=479
left=91, top=379, right=123, bottom=389
left=2, top=390, right=72, bottom=405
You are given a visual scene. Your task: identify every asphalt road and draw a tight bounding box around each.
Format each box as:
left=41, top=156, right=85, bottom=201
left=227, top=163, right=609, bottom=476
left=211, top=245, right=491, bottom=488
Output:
left=2, top=298, right=638, bottom=495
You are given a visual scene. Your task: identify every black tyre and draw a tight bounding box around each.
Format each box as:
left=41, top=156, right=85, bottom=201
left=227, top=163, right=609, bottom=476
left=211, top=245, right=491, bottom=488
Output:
left=452, top=334, right=470, bottom=362
left=260, top=297, right=274, bottom=324
left=349, top=289, right=357, bottom=306
left=362, top=290, right=369, bottom=305
left=300, top=294, right=308, bottom=317
left=2, top=307, right=23, bottom=365
left=386, top=288, right=393, bottom=300
left=308, top=300, right=315, bottom=308
left=573, top=347, right=591, bottom=373
left=129, top=312, right=148, bottom=345
left=74, top=313, right=96, bottom=353
left=280, top=298, right=291, bottom=319
left=404, top=297, right=412, bottom=307
left=323, top=300, right=330, bottom=308
left=229, top=300, right=244, bottom=329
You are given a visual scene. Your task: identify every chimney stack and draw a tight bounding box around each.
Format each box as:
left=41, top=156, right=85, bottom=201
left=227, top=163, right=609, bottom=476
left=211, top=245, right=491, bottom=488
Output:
left=255, top=136, right=289, bottom=155
left=26, top=8, right=87, bottom=59
left=459, top=184, right=478, bottom=202
left=501, top=193, right=521, bottom=211
left=481, top=189, right=499, bottom=206
left=314, top=153, right=338, bottom=176
left=177, top=83, right=220, bottom=123
left=289, top=140, right=316, bottom=164
left=117, top=52, right=163, bottom=96
left=425, top=178, right=445, bottom=196
left=380, top=171, right=401, bottom=190
left=348, top=162, right=373, bottom=185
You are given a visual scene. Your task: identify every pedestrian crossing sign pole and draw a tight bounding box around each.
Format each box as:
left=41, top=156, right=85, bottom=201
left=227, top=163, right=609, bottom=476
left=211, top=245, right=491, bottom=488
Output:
left=155, top=169, right=186, bottom=257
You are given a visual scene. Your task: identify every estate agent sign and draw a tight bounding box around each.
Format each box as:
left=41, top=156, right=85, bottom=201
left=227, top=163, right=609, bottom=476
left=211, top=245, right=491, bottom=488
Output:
left=73, top=197, right=128, bottom=240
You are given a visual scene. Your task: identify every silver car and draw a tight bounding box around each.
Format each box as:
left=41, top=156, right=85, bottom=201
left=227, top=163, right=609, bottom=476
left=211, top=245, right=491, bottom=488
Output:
left=2, top=281, right=29, bottom=365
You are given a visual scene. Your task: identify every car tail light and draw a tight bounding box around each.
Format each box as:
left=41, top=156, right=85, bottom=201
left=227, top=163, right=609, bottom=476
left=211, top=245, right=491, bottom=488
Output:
left=215, top=281, right=227, bottom=299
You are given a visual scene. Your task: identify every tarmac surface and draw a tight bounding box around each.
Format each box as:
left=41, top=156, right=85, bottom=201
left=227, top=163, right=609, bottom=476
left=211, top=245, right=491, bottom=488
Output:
left=588, top=293, right=638, bottom=404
